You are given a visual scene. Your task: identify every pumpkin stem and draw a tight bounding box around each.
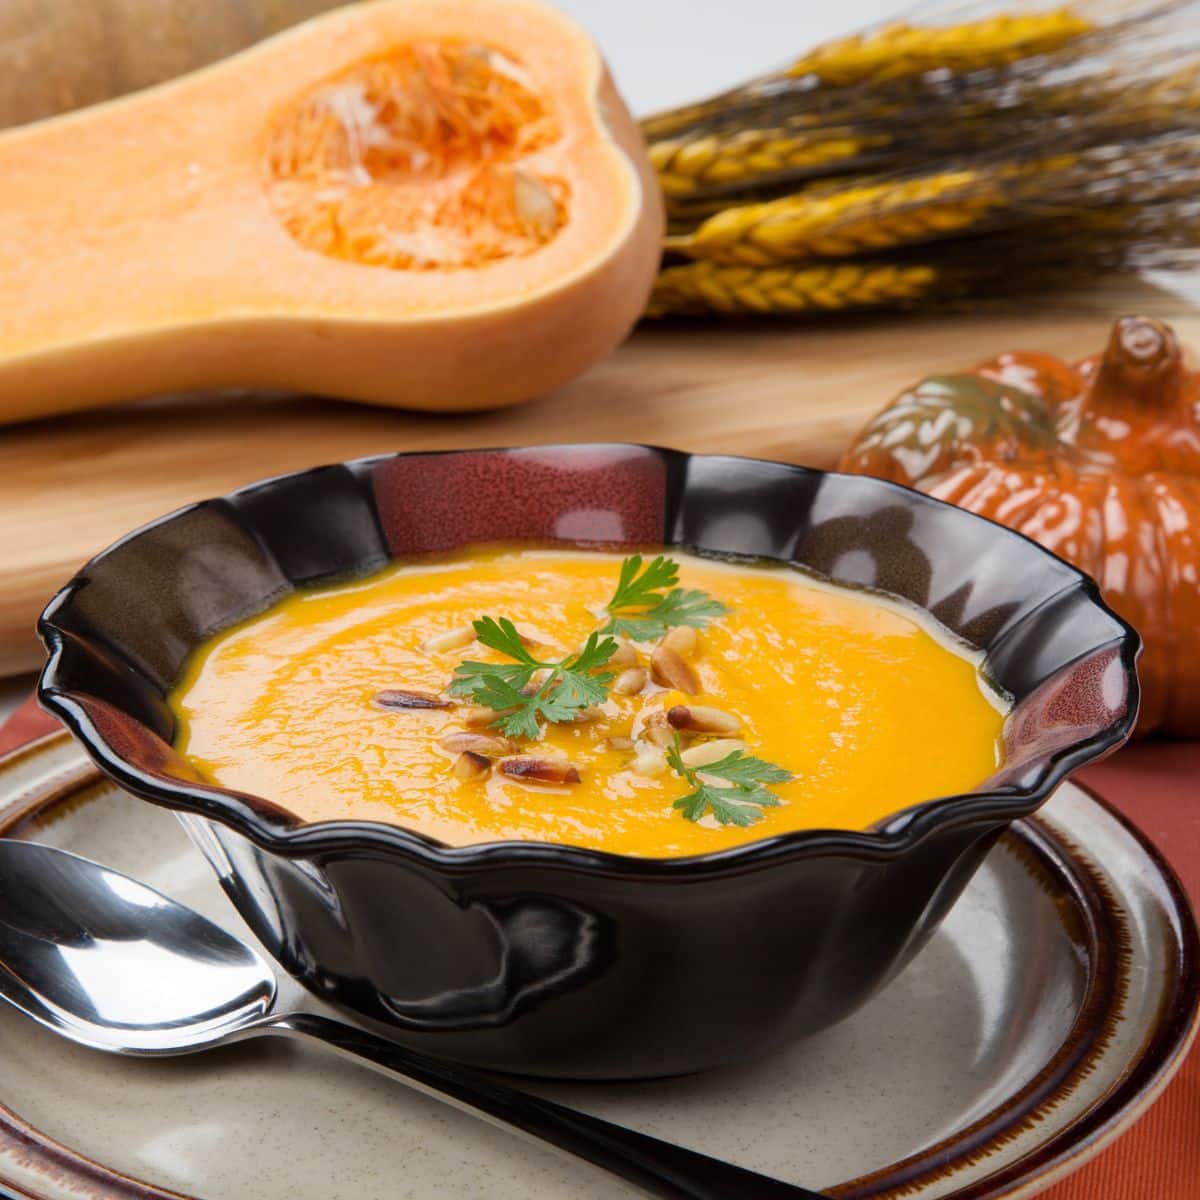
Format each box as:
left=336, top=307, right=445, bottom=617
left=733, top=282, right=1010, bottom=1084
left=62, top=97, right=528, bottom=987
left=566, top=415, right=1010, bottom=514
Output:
left=1092, top=315, right=1184, bottom=413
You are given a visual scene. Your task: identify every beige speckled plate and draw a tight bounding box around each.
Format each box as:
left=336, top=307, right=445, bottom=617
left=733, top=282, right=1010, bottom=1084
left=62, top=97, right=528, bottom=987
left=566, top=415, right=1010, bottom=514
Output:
left=0, top=733, right=1194, bottom=1200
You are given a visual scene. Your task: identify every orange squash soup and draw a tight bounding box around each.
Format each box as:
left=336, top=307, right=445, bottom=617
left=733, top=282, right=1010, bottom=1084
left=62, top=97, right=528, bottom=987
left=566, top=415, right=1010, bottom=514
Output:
left=170, top=547, right=1008, bottom=856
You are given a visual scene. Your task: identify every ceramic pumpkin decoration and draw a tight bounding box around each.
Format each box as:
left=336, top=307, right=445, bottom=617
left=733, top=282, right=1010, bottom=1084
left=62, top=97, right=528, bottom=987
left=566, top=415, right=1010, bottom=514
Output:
left=840, top=315, right=1200, bottom=736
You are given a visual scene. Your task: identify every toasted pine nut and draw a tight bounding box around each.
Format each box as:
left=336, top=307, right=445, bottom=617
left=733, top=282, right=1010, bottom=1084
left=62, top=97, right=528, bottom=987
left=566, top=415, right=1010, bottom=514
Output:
left=499, top=757, right=581, bottom=785
left=661, top=626, right=698, bottom=656
left=631, top=747, right=668, bottom=777
left=680, top=739, right=745, bottom=768
left=641, top=710, right=676, bottom=748
left=650, top=644, right=699, bottom=694
left=667, top=705, right=740, bottom=735
left=460, top=704, right=502, bottom=728
left=604, top=735, right=635, bottom=751
left=612, top=667, right=648, bottom=696
left=571, top=706, right=605, bottom=723
left=439, top=731, right=517, bottom=756
left=375, top=688, right=454, bottom=710
left=609, top=640, right=639, bottom=667
left=420, top=625, right=475, bottom=654
left=452, top=751, right=491, bottom=781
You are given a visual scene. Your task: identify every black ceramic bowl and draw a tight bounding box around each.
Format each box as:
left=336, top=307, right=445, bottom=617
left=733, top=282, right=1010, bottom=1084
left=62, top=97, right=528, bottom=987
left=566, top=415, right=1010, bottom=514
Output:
left=38, top=445, right=1138, bottom=1079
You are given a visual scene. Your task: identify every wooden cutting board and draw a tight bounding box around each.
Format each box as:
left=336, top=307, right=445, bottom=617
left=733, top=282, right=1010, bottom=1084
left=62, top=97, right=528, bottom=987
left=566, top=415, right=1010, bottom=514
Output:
left=3, top=287, right=1196, bottom=678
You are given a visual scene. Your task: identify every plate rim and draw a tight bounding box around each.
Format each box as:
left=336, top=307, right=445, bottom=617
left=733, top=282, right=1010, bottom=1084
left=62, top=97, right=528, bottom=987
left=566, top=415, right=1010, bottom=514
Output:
left=0, top=731, right=1193, bottom=1200
left=935, top=789, right=1200, bottom=1200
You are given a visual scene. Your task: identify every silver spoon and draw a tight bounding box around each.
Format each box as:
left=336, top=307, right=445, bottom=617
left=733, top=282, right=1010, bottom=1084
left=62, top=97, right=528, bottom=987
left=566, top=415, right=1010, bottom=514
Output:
left=0, top=839, right=826, bottom=1200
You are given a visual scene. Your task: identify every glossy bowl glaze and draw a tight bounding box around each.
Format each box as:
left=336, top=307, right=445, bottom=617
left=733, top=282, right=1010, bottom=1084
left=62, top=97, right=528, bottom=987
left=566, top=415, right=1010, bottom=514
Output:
left=37, top=446, right=1139, bottom=1079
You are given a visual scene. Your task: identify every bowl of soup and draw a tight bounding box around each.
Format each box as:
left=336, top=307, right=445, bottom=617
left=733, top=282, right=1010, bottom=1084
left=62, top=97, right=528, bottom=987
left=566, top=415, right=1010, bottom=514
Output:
left=38, top=445, right=1138, bottom=1078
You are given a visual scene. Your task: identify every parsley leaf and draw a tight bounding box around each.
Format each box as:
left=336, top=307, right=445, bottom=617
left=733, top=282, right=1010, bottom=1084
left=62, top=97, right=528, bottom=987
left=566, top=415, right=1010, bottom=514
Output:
left=666, top=736, right=793, bottom=827
left=448, top=619, right=617, bottom=738
left=601, top=554, right=729, bottom=641
left=608, top=555, right=679, bottom=610
left=472, top=616, right=540, bottom=664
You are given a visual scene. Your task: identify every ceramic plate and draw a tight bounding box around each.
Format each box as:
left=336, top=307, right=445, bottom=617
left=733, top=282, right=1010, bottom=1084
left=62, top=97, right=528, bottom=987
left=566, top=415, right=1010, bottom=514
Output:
left=0, top=734, right=1194, bottom=1200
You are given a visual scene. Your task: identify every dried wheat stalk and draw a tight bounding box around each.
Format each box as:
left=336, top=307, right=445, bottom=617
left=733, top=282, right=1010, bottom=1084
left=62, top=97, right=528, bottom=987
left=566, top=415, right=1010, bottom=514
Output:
left=642, top=2, right=1200, bottom=317
left=646, top=261, right=945, bottom=316
left=651, top=128, right=890, bottom=200
left=781, top=9, right=1094, bottom=85
left=641, top=7, right=1096, bottom=140
left=650, top=45, right=1200, bottom=205
left=664, top=171, right=1001, bottom=264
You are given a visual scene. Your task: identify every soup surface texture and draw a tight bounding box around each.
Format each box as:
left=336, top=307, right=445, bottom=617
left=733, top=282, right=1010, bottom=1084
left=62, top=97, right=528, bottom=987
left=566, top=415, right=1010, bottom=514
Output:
left=171, top=547, right=1007, bottom=856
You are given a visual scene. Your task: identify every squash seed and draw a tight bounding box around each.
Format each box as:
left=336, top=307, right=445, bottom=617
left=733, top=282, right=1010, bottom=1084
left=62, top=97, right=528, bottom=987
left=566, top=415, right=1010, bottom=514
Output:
left=513, top=170, right=560, bottom=240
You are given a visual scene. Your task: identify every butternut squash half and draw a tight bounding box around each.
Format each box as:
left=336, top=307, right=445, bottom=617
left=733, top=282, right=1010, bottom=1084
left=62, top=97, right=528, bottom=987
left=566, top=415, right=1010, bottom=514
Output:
left=0, top=0, right=663, bottom=422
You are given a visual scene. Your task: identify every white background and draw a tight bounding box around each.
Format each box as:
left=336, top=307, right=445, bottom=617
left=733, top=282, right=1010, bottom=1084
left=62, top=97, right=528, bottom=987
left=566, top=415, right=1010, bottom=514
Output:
left=553, top=0, right=911, bottom=115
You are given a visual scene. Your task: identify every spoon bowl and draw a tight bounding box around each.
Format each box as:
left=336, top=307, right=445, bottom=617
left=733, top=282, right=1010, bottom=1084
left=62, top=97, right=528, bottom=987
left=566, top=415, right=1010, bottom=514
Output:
left=0, top=840, right=275, bottom=1054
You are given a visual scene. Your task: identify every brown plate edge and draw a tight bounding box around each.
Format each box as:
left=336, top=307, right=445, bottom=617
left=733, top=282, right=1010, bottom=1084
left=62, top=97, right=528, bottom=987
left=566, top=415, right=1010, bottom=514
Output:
left=831, top=809, right=1127, bottom=1200
left=932, top=781, right=1200, bottom=1200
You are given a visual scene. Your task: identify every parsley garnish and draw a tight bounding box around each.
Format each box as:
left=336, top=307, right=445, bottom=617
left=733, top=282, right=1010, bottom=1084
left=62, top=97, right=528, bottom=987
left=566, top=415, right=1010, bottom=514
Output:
left=600, top=554, right=729, bottom=641
left=448, top=617, right=617, bottom=739
left=666, top=736, right=793, bottom=827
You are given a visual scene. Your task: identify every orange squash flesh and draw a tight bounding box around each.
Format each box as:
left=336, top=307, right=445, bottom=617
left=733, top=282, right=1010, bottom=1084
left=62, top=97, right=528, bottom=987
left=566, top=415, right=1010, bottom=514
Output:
left=0, top=0, right=663, bottom=422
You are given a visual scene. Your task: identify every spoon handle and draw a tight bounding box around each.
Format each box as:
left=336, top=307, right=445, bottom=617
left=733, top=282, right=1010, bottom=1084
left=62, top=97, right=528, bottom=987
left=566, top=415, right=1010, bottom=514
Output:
left=267, top=1013, right=827, bottom=1200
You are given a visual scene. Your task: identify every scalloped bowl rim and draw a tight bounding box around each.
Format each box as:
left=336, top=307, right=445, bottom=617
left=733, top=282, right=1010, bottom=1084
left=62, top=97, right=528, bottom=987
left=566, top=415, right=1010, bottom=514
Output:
left=36, top=445, right=1141, bottom=879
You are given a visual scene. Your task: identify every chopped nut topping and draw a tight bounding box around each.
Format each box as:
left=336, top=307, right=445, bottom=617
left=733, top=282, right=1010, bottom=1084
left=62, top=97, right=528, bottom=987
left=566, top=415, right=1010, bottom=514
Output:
left=421, top=625, right=475, bottom=654
left=515, top=629, right=549, bottom=652
left=608, top=640, right=639, bottom=667
left=650, top=644, right=699, bottom=694
left=499, top=757, right=582, bottom=784
left=452, top=751, right=492, bottom=781
left=667, top=705, right=740, bottom=735
left=375, top=688, right=454, bottom=710
left=409, top=554, right=766, bottom=816
left=631, top=747, right=668, bottom=777
left=612, top=666, right=648, bottom=696
left=603, top=735, right=635, bottom=751
left=439, top=731, right=517, bottom=756
left=660, top=626, right=698, bottom=656
left=680, top=738, right=746, bottom=768
left=641, top=710, right=677, bottom=748
left=459, top=704, right=503, bottom=728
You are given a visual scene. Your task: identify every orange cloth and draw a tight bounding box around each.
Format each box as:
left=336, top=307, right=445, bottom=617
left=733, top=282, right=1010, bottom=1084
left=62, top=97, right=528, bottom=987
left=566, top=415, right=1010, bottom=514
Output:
left=2, top=699, right=1197, bottom=1195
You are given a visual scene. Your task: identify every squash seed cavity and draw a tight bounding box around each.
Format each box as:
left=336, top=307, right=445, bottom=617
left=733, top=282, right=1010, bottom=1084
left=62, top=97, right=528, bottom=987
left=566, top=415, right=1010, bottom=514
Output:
left=264, top=41, right=568, bottom=270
